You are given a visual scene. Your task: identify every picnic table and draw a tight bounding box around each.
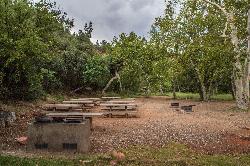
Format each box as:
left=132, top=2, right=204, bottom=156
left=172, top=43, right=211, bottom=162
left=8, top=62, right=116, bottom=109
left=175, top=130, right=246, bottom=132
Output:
left=101, top=103, right=138, bottom=117
left=101, top=103, right=138, bottom=118
left=43, top=104, right=84, bottom=111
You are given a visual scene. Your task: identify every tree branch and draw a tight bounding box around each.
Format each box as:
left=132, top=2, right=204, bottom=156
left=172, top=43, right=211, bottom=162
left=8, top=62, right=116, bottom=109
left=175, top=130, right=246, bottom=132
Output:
left=201, top=0, right=229, bottom=38
left=248, top=9, right=250, bottom=56
left=246, top=9, right=250, bottom=77
left=202, top=0, right=228, bottom=16
left=102, top=71, right=122, bottom=95
left=221, top=21, right=228, bottom=37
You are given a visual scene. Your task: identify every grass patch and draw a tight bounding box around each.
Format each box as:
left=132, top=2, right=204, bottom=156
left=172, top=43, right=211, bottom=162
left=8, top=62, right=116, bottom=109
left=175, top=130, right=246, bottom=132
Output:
left=210, top=94, right=233, bottom=101
left=165, top=92, right=200, bottom=100
left=166, top=92, right=233, bottom=101
left=45, top=93, right=67, bottom=102
left=1, top=143, right=250, bottom=166
left=0, top=155, right=111, bottom=166
left=105, top=91, right=140, bottom=98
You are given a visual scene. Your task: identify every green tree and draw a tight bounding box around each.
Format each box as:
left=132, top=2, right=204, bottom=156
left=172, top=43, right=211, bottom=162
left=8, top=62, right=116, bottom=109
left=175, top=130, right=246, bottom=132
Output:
left=153, top=0, right=234, bottom=101
left=195, top=0, right=249, bottom=109
left=0, top=0, right=67, bottom=99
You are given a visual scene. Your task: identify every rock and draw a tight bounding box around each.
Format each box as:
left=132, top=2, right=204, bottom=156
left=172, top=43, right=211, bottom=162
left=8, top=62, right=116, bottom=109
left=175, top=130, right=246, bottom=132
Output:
left=110, top=160, right=117, bottom=165
left=0, top=111, right=16, bottom=127
left=111, top=150, right=118, bottom=158
left=116, top=152, right=125, bottom=161
left=15, top=136, right=28, bottom=145
left=111, top=150, right=125, bottom=161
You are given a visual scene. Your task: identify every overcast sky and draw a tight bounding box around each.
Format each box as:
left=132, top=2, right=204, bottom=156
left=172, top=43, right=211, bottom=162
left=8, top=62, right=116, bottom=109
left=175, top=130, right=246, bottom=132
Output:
left=51, top=0, right=166, bottom=42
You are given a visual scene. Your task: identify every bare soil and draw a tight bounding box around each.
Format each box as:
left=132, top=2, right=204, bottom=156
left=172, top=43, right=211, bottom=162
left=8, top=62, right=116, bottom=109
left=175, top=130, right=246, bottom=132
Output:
left=1, top=97, right=250, bottom=155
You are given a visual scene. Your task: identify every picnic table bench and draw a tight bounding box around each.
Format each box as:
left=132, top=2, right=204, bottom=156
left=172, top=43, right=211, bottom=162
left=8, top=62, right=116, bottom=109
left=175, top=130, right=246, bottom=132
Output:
left=103, top=111, right=138, bottom=118
left=100, top=103, right=137, bottom=110
left=43, top=104, right=84, bottom=111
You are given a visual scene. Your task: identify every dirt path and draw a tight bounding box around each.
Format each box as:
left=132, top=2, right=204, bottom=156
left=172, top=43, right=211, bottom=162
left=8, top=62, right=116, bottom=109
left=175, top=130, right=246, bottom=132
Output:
left=1, top=97, right=250, bottom=155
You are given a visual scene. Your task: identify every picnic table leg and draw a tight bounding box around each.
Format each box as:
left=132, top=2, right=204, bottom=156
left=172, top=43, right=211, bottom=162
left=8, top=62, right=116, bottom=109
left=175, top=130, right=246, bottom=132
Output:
left=109, top=106, right=113, bottom=118
left=86, top=117, right=93, bottom=130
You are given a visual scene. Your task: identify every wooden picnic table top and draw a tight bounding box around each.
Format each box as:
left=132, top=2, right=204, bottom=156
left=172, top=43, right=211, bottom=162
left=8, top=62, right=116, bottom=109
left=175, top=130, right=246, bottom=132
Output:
left=46, top=112, right=104, bottom=117
left=71, top=98, right=101, bottom=101
left=112, top=98, right=135, bottom=100
left=100, top=103, right=137, bottom=107
left=107, top=100, right=135, bottom=104
left=63, top=100, right=94, bottom=104
left=101, top=96, right=121, bottom=99
left=44, top=104, right=82, bottom=108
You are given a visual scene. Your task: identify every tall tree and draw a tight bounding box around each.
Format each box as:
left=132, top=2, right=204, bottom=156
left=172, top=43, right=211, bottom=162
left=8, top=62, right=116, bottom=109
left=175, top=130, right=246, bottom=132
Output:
left=153, top=0, right=232, bottom=101
left=197, top=0, right=250, bottom=109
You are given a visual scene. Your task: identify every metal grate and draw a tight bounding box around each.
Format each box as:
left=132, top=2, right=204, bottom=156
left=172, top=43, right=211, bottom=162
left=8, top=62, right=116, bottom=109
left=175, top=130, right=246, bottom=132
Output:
left=63, top=143, right=77, bottom=150
left=35, top=143, right=48, bottom=149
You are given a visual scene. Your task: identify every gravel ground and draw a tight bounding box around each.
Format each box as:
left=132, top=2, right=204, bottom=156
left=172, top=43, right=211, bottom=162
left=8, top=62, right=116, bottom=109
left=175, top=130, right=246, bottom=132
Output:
left=1, top=97, right=250, bottom=155
left=91, top=97, right=250, bottom=154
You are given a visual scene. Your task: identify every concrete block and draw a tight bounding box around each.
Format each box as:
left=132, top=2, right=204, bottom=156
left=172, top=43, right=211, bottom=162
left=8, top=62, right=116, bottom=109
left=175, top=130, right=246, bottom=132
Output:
left=27, top=120, right=90, bottom=153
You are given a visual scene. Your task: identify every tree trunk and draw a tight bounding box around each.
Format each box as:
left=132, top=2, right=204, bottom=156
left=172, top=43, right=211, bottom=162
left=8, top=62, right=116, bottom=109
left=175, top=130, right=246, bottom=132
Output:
left=208, top=83, right=213, bottom=100
left=145, top=75, right=151, bottom=96
left=231, top=11, right=249, bottom=110
left=231, top=76, right=236, bottom=100
left=234, top=76, right=249, bottom=109
left=102, top=71, right=122, bottom=95
left=172, top=79, right=176, bottom=99
left=248, top=9, right=250, bottom=92
left=200, top=83, right=209, bottom=102
left=194, top=67, right=209, bottom=101
left=159, top=84, right=164, bottom=95
left=116, top=72, right=123, bottom=92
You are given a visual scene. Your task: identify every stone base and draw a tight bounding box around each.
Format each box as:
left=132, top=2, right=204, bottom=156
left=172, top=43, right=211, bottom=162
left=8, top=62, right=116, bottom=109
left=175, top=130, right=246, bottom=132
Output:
left=27, top=120, right=90, bottom=153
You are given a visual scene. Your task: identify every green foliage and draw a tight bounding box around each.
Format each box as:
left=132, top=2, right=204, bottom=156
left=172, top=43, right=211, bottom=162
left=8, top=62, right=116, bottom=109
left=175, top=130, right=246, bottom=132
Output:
left=0, top=0, right=96, bottom=99
left=0, top=0, right=68, bottom=99
left=152, top=0, right=235, bottom=100
left=0, top=0, right=247, bottom=100
left=108, top=32, right=169, bottom=94
left=83, top=55, right=110, bottom=90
